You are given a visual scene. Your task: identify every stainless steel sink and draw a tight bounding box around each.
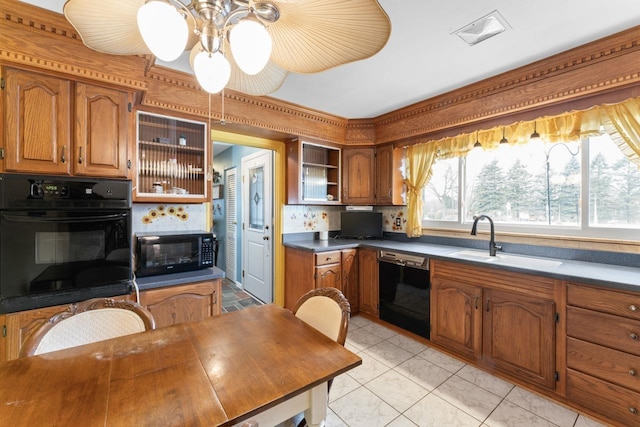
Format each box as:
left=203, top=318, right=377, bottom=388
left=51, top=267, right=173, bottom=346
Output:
left=448, top=249, right=563, bottom=269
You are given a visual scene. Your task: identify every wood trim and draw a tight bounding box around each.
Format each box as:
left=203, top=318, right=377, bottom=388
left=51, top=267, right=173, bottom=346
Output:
left=373, top=25, right=640, bottom=144
left=0, top=0, right=148, bottom=91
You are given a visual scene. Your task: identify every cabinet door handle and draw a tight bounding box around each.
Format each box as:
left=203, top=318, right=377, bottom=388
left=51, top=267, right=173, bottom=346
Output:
left=630, top=305, right=638, bottom=312
left=486, top=298, right=490, bottom=312
left=629, top=369, right=637, bottom=377
left=630, top=407, right=638, bottom=415
left=78, top=146, right=83, bottom=164
left=631, top=333, right=639, bottom=341
left=475, top=296, right=478, bottom=310
left=61, top=145, right=66, bottom=163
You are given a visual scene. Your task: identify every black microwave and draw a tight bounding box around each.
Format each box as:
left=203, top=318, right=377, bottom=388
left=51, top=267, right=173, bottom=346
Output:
left=135, top=231, right=215, bottom=277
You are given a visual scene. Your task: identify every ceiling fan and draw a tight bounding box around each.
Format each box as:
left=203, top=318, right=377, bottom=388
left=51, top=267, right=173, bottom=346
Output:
left=63, top=0, right=391, bottom=96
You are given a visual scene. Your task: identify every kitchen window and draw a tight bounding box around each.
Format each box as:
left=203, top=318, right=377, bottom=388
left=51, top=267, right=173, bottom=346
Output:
left=423, top=133, right=640, bottom=239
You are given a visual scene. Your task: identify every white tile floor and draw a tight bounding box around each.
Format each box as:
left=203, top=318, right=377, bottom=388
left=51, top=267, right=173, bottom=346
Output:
left=305, top=315, right=607, bottom=427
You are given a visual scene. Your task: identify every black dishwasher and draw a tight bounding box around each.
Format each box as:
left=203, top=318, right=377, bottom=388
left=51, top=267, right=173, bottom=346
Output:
left=378, top=251, right=430, bottom=339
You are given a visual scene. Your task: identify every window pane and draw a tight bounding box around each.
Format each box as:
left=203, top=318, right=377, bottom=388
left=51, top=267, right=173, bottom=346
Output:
left=249, top=166, right=264, bottom=229
left=423, top=157, right=458, bottom=221
left=464, top=141, right=581, bottom=226
left=589, top=134, right=640, bottom=228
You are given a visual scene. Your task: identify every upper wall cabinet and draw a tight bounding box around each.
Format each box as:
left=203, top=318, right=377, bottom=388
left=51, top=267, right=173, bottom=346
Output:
left=2, top=67, right=132, bottom=178
left=375, top=144, right=405, bottom=205
left=134, top=111, right=209, bottom=203
left=287, top=139, right=341, bottom=205
left=342, top=147, right=375, bottom=205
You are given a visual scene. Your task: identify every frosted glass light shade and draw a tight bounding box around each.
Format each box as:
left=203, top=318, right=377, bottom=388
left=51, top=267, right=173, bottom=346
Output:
left=230, top=16, right=272, bottom=75
left=137, top=1, right=188, bottom=62
left=193, top=51, right=231, bottom=94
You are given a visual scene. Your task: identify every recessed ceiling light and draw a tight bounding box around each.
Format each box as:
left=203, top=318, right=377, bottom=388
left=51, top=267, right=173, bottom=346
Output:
left=453, top=10, right=511, bottom=46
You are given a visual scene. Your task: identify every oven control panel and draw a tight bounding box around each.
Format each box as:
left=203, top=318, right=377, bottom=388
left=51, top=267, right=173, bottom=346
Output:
left=31, top=183, right=70, bottom=198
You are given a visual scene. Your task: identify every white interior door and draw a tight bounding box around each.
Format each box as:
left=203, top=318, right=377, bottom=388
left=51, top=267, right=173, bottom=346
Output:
left=241, top=151, right=273, bottom=303
left=225, top=167, right=238, bottom=284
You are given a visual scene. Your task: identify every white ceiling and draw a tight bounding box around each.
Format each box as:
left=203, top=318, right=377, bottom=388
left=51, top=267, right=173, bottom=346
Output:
left=20, top=0, right=640, bottom=119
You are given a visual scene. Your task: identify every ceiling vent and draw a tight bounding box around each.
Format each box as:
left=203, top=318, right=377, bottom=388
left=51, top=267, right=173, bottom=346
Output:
left=453, top=10, right=510, bottom=46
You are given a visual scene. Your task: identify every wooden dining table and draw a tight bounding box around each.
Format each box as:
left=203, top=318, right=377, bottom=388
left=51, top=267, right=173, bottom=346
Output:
left=0, top=304, right=362, bottom=426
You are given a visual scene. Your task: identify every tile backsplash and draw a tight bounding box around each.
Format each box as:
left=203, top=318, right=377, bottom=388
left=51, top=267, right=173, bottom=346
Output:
left=281, top=205, right=407, bottom=234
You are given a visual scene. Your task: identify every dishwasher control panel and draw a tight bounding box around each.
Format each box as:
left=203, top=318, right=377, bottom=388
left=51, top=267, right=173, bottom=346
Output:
left=378, top=250, right=429, bottom=270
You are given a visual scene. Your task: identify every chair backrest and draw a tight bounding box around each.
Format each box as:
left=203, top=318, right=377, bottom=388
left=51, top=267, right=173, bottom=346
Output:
left=293, top=287, right=350, bottom=346
left=20, top=298, right=156, bottom=357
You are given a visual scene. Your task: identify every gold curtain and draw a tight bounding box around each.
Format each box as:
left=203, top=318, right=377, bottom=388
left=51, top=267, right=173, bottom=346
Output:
left=405, top=143, right=438, bottom=237
left=602, top=98, right=640, bottom=167
left=403, top=96, right=640, bottom=237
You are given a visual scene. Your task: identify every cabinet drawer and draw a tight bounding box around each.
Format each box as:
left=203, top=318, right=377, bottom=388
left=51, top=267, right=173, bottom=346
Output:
left=315, top=251, right=341, bottom=266
left=567, top=284, right=640, bottom=320
left=568, top=337, right=640, bottom=393
left=567, top=306, right=640, bottom=357
left=567, top=368, right=640, bottom=426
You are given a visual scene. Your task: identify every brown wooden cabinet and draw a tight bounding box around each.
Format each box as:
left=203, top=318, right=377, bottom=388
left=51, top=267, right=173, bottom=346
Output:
left=286, top=139, right=341, bottom=205
left=135, top=111, right=209, bottom=202
left=566, top=283, right=640, bottom=426
left=139, top=280, right=221, bottom=329
left=74, top=82, right=130, bottom=178
left=3, top=67, right=131, bottom=178
left=284, top=247, right=358, bottom=311
left=3, top=67, right=72, bottom=174
left=341, top=249, right=359, bottom=313
left=358, top=247, right=379, bottom=317
left=342, top=147, right=375, bottom=205
left=431, top=277, right=482, bottom=360
left=431, top=259, right=558, bottom=391
left=374, top=144, right=405, bottom=205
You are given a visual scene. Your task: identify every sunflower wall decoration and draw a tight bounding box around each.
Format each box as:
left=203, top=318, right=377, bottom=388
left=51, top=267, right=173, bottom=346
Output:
left=141, top=205, right=190, bottom=224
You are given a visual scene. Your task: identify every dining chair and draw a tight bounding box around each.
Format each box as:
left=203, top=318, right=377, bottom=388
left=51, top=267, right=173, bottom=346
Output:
left=20, top=297, right=156, bottom=357
left=292, top=287, right=351, bottom=427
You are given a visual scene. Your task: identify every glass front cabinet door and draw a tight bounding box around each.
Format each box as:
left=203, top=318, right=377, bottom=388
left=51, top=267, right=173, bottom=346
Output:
left=135, top=111, right=209, bottom=202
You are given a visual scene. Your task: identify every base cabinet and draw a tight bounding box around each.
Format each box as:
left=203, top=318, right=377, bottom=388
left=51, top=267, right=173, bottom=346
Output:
left=284, top=247, right=358, bottom=311
left=139, top=280, right=221, bottom=329
left=566, top=283, right=640, bottom=426
left=430, top=260, right=558, bottom=391
left=358, top=248, right=378, bottom=317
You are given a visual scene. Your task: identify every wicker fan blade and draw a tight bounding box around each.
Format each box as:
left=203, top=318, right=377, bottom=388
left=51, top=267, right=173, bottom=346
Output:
left=64, top=0, right=150, bottom=55
left=268, top=0, right=391, bottom=73
left=190, top=42, right=288, bottom=96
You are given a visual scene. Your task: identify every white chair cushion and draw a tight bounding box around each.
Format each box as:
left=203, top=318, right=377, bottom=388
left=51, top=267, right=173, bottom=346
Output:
left=295, top=296, right=342, bottom=342
left=34, top=308, right=146, bottom=355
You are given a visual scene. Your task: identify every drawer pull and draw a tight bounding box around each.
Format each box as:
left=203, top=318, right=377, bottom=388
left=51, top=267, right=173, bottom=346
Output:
left=631, top=333, right=639, bottom=341
left=630, top=369, right=637, bottom=377
left=630, top=407, right=638, bottom=415
left=631, top=305, right=638, bottom=312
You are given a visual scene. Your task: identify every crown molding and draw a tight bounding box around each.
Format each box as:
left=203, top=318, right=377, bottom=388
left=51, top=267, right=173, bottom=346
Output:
left=0, top=0, right=148, bottom=90
left=373, top=25, right=640, bottom=144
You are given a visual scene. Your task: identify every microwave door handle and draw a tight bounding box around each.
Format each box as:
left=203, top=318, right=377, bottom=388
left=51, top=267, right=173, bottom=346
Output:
left=1, top=213, right=128, bottom=223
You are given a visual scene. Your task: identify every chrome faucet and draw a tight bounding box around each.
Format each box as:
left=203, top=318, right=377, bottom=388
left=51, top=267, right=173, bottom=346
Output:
left=470, top=215, right=502, bottom=256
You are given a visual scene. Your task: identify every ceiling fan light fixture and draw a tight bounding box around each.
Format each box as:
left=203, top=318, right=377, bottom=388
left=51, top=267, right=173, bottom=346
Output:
left=193, top=50, right=231, bottom=94
left=137, top=1, right=189, bottom=61
left=229, top=12, right=272, bottom=75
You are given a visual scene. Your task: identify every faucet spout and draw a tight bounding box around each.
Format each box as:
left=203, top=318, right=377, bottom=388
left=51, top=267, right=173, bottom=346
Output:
left=470, top=215, right=501, bottom=256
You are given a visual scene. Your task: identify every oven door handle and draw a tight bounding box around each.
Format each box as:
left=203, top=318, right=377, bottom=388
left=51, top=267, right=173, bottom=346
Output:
left=1, top=213, right=128, bottom=223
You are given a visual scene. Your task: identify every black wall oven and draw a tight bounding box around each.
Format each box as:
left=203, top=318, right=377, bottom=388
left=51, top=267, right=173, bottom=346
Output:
left=378, top=250, right=430, bottom=339
left=0, top=174, right=132, bottom=313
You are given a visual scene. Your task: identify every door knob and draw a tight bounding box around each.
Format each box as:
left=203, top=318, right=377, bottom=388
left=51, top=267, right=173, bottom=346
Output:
left=263, top=236, right=269, bottom=240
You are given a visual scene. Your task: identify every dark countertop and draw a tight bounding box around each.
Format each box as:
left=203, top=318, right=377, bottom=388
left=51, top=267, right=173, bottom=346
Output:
left=134, top=267, right=225, bottom=291
left=284, top=239, right=640, bottom=293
